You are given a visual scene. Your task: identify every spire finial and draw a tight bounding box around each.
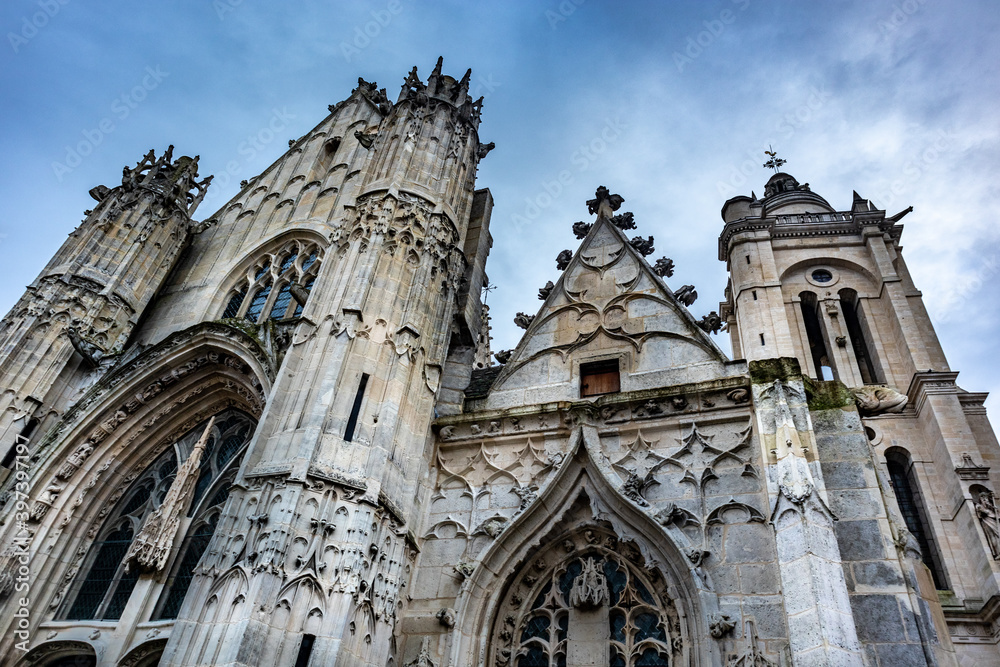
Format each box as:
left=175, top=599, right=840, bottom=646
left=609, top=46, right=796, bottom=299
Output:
left=763, top=145, right=787, bottom=173
left=586, top=186, right=624, bottom=219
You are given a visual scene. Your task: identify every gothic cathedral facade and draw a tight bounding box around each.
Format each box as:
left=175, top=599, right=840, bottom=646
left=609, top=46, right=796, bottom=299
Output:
left=1, top=60, right=998, bottom=666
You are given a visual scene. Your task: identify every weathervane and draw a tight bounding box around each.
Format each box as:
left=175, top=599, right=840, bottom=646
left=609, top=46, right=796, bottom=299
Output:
left=481, top=279, right=497, bottom=303
left=763, top=145, right=787, bottom=173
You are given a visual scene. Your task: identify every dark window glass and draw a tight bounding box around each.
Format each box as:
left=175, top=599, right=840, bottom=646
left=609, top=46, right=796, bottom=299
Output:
left=223, top=288, right=247, bottom=319
left=269, top=282, right=293, bottom=320
left=245, top=282, right=272, bottom=322
left=811, top=268, right=833, bottom=283
left=280, top=252, right=298, bottom=273
left=293, top=277, right=316, bottom=317
left=254, top=262, right=270, bottom=280
left=66, top=525, right=133, bottom=620
left=887, top=457, right=948, bottom=589
left=157, top=517, right=218, bottom=619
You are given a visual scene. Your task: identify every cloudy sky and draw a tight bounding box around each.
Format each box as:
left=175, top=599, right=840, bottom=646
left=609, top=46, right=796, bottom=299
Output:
left=1, top=1, right=997, bottom=417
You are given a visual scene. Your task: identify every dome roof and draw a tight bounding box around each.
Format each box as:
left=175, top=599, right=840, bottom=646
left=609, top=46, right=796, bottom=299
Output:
left=762, top=172, right=834, bottom=215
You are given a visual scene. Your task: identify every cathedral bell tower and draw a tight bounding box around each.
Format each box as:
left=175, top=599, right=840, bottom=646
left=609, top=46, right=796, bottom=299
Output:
left=0, top=147, right=212, bottom=478
left=160, top=59, right=495, bottom=666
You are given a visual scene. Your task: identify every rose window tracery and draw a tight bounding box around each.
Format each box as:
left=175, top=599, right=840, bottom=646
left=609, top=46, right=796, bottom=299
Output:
left=493, top=527, right=681, bottom=667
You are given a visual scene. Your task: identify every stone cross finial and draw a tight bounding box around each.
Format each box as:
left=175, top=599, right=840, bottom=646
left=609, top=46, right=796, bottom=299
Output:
left=586, top=186, right=624, bottom=219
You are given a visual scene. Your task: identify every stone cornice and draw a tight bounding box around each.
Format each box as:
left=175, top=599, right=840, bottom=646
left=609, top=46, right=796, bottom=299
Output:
left=718, top=209, right=899, bottom=262
left=906, top=371, right=961, bottom=414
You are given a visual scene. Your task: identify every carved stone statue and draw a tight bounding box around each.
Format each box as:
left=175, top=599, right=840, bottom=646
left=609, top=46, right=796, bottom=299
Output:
left=538, top=281, right=554, bottom=300
left=556, top=249, right=573, bottom=270
left=513, top=313, right=534, bottom=330
left=652, top=257, right=675, bottom=278
left=569, top=558, right=609, bottom=609
left=696, top=311, right=723, bottom=335
left=674, top=285, right=698, bottom=306
left=476, top=142, right=495, bottom=160
left=66, top=326, right=105, bottom=367
left=354, top=130, right=375, bottom=149
left=709, top=612, right=736, bottom=638
left=974, top=491, right=1000, bottom=559
left=852, top=385, right=907, bottom=416
left=629, top=235, right=654, bottom=256
left=494, top=349, right=512, bottom=365
left=572, top=221, right=592, bottom=239
left=612, top=211, right=636, bottom=230
left=289, top=283, right=310, bottom=306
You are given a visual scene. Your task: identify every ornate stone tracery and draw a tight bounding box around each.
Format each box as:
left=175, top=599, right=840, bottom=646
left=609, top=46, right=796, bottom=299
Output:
left=490, top=525, right=680, bottom=667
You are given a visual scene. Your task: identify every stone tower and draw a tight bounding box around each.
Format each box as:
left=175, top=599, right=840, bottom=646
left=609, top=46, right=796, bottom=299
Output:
left=720, top=171, right=1000, bottom=664
left=0, top=147, right=212, bottom=493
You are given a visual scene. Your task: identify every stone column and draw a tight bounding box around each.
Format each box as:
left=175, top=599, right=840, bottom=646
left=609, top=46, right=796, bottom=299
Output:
left=750, top=358, right=864, bottom=664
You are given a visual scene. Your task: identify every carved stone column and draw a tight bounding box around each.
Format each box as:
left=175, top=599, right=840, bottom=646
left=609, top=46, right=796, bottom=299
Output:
left=750, top=358, right=863, bottom=664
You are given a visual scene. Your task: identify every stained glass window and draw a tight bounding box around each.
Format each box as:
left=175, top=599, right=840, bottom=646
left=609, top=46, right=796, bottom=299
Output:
left=65, top=409, right=257, bottom=623
left=221, top=241, right=322, bottom=324
left=495, top=528, right=679, bottom=667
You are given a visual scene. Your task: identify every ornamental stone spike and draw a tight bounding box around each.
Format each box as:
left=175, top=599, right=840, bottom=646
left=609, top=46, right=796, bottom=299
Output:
left=124, top=416, right=215, bottom=573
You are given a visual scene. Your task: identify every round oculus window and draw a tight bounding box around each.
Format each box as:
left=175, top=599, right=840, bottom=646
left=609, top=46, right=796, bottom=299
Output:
left=811, top=269, right=833, bottom=283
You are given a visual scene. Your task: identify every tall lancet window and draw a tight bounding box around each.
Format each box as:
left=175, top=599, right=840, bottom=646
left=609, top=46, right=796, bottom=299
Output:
left=63, top=409, right=256, bottom=621
left=491, top=526, right=681, bottom=667
left=885, top=448, right=949, bottom=590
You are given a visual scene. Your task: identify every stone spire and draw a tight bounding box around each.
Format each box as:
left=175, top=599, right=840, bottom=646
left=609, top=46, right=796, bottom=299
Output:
left=124, top=417, right=215, bottom=572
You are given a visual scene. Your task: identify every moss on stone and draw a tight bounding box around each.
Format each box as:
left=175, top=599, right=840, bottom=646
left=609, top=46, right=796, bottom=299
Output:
left=748, top=357, right=802, bottom=385
left=805, top=377, right=856, bottom=411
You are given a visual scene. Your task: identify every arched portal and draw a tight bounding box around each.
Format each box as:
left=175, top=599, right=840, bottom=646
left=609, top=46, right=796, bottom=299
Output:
left=450, top=428, right=713, bottom=667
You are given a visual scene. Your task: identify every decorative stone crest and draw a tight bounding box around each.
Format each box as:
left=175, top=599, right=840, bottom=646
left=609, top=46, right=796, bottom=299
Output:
left=572, top=221, right=592, bottom=239
left=612, top=211, right=636, bottom=230
left=696, top=311, right=723, bottom=335
left=956, top=454, right=991, bottom=480
left=629, top=235, right=654, bottom=256
left=537, top=281, right=554, bottom=300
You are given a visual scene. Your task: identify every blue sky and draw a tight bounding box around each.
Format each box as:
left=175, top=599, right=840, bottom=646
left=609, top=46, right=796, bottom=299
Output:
left=1, top=1, right=997, bottom=417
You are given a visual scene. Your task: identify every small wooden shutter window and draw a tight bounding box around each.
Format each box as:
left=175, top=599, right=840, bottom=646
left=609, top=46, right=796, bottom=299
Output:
left=580, top=360, right=620, bottom=397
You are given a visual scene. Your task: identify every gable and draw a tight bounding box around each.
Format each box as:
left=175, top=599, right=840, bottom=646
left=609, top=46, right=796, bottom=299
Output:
left=485, top=211, right=732, bottom=409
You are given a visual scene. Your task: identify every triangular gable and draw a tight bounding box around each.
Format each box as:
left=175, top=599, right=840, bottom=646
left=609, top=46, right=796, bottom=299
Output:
left=490, top=210, right=728, bottom=395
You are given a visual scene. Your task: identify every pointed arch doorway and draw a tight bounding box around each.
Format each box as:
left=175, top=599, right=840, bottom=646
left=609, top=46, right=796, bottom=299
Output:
left=450, top=429, right=711, bottom=667
left=492, top=521, right=680, bottom=667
